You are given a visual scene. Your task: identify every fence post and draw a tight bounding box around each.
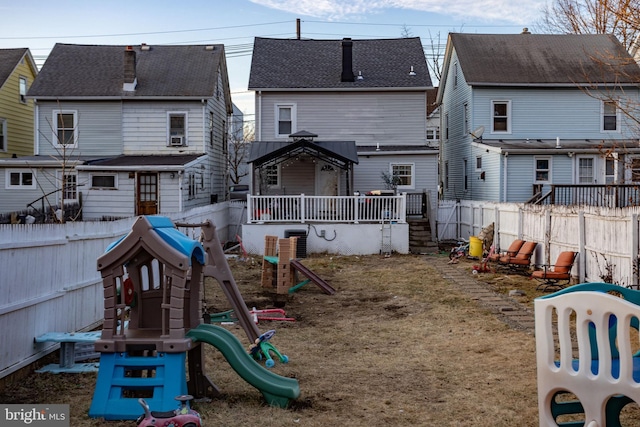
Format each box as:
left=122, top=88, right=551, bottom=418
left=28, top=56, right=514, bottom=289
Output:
left=578, top=210, right=585, bottom=283
left=300, top=194, right=306, bottom=223
left=632, top=213, right=638, bottom=288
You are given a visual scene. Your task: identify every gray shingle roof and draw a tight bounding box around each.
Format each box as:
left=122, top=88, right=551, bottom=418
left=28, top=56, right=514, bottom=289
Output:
left=450, top=33, right=640, bottom=85
left=248, top=37, right=432, bottom=89
left=248, top=140, right=358, bottom=165
left=86, top=154, right=202, bottom=167
left=28, top=43, right=225, bottom=98
left=0, top=48, right=29, bottom=87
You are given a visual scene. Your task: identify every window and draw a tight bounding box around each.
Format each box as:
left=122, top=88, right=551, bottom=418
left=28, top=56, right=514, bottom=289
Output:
left=276, top=104, right=295, bottom=137
left=53, top=110, right=77, bottom=147
left=0, top=118, right=6, bottom=152
left=168, top=112, right=187, bottom=146
left=91, top=174, right=117, bottom=189
left=264, top=164, right=280, bottom=187
left=534, top=157, right=551, bottom=183
left=19, top=77, right=27, bottom=103
left=6, top=169, right=35, bottom=189
left=463, top=159, right=468, bottom=190
left=476, top=156, right=482, bottom=170
left=208, top=112, right=214, bottom=147
left=492, top=101, right=510, bottom=133
left=605, top=155, right=617, bottom=184
left=453, top=62, right=458, bottom=87
left=445, top=161, right=449, bottom=190
left=602, top=100, right=618, bottom=132
left=58, top=172, right=77, bottom=203
left=390, top=163, right=414, bottom=189
left=444, top=113, right=449, bottom=140
left=630, top=157, right=640, bottom=182
left=187, top=173, right=197, bottom=199
left=463, top=103, right=469, bottom=135
left=426, top=127, right=440, bottom=141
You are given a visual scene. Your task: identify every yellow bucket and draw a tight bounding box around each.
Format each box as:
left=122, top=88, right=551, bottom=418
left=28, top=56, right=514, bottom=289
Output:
left=469, top=236, right=483, bottom=258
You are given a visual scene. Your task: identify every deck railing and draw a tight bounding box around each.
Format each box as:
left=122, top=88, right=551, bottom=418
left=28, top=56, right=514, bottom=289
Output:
left=530, top=184, right=640, bottom=207
left=247, top=194, right=407, bottom=223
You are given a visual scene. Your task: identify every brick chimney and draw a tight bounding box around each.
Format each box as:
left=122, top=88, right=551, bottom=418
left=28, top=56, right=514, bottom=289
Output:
left=341, top=38, right=355, bottom=82
left=123, top=46, right=137, bottom=91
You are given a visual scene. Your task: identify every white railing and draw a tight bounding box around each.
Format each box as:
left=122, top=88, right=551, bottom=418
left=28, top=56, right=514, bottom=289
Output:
left=247, top=194, right=407, bottom=223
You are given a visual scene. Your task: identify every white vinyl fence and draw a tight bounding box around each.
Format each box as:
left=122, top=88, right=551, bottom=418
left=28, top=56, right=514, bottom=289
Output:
left=437, top=200, right=640, bottom=288
left=0, top=203, right=234, bottom=379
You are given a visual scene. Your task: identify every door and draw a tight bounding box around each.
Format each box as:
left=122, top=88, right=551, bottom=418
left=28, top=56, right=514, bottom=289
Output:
left=575, top=155, right=600, bottom=205
left=315, top=162, right=339, bottom=218
left=137, top=173, right=158, bottom=215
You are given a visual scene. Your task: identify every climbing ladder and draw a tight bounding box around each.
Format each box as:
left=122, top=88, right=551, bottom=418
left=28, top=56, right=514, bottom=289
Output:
left=88, top=352, right=188, bottom=420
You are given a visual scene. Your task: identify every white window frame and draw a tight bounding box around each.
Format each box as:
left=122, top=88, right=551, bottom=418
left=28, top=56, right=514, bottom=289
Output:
left=19, top=76, right=27, bottom=103
left=426, top=127, right=439, bottom=141
left=534, top=156, right=552, bottom=183
left=475, top=155, right=482, bottom=171
left=90, top=173, right=118, bottom=189
left=605, top=154, right=618, bottom=184
left=5, top=169, right=35, bottom=189
left=57, top=170, right=78, bottom=204
left=444, top=113, right=449, bottom=141
left=453, top=62, right=458, bottom=88
left=167, top=111, right=188, bottom=147
left=601, top=100, right=620, bottom=133
left=0, top=118, right=6, bottom=152
left=390, top=163, right=415, bottom=190
left=275, top=104, right=296, bottom=138
left=491, top=100, right=511, bottom=134
left=53, top=110, right=78, bottom=148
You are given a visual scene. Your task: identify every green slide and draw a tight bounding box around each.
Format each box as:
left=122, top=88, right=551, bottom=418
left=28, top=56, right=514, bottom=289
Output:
left=186, top=324, right=300, bottom=408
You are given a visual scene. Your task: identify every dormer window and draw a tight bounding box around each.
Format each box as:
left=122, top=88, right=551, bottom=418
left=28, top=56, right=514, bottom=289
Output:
left=168, top=112, right=187, bottom=146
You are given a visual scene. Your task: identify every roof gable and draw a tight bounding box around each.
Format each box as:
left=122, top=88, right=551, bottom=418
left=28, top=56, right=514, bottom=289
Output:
left=0, top=48, right=36, bottom=88
left=449, top=33, right=640, bottom=86
left=28, top=43, right=225, bottom=98
left=249, top=37, right=432, bottom=89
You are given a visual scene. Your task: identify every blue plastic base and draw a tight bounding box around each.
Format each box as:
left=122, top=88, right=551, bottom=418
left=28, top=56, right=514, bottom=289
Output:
left=88, top=352, right=187, bottom=420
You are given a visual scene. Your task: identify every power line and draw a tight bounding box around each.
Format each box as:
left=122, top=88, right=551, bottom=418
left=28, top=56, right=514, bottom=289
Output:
left=0, top=21, right=293, bottom=40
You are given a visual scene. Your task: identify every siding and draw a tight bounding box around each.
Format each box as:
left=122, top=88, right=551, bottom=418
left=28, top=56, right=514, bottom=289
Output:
left=0, top=58, right=37, bottom=158
left=122, top=101, right=204, bottom=155
left=78, top=171, right=136, bottom=220
left=36, top=101, right=123, bottom=157
left=472, top=87, right=640, bottom=140
left=258, top=91, right=427, bottom=145
left=0, top=167, right=58, bottom=213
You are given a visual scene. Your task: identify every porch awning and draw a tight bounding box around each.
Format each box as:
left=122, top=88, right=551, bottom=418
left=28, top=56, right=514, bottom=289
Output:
left=248, top=138, right=359, bottom=168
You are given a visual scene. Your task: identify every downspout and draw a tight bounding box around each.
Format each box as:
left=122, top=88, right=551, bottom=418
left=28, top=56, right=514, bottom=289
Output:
left=34, top=100, right=39, bottom=155
left=178, top=172, right=183, bottom=212
left=201, top=99, right=206, bottom=153
left=502, top=152, right=508, bottom=202
left=257, top=90, right=262, bottom=141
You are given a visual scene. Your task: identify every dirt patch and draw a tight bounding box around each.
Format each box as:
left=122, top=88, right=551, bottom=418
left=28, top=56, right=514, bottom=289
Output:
left=0, top=253, right=544, bottom=427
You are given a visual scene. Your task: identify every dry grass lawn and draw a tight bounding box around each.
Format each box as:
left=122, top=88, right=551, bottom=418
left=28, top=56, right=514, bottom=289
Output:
left=0, top=253, right=546, bottom=426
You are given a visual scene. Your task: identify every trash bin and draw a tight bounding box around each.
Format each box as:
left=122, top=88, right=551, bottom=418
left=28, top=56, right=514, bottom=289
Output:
left=469, top=236, right=483, bottom=258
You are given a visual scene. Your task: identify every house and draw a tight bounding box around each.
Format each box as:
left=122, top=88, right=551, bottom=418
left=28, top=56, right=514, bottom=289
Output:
left=0, top=48, right=38, bottom=159
left=237, top=36, right=438, bottom=255
left=247, top=37, right=437, bottom=202
left=0, top=43, right=232, bottom=220
left=437, top=31, right=640, bottom=203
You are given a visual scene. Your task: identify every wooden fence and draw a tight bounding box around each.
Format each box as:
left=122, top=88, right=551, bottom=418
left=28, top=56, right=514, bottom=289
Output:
left=437, top=200, right=640, bottom=288
left=0, top=203, right=236, bottom=379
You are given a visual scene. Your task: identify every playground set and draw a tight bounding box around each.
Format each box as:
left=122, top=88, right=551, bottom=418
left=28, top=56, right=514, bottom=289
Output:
left=261, top=235, right=336, bottom=296
left=86, top=215, right=300, bottom=420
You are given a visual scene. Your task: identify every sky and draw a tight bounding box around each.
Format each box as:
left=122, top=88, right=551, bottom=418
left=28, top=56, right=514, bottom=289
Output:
left=0, top=0, right=548, bottom=124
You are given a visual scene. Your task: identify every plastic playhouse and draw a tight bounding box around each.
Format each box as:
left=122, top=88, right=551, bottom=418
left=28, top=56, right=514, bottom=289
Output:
left=88, top=216, right=299, bottom=420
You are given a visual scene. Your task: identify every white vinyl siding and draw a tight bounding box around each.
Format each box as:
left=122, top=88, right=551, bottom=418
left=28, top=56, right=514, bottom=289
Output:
left=260, top=92, right=427, bottom=146
left=37, top=102, right=123, bottom=157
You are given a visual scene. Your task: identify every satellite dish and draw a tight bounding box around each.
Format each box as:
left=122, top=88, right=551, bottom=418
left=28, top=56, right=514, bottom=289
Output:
left=470, top=126, right=484, bottom=139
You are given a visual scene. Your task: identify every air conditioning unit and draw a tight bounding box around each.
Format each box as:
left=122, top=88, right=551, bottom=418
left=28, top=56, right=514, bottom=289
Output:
left=170, top=136, right=184, bottom=146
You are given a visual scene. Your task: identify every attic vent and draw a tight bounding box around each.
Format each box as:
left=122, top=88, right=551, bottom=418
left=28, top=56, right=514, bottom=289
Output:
left=141, top=43, right=150, bottom=51
left=205, top=45, right=215, bottom=51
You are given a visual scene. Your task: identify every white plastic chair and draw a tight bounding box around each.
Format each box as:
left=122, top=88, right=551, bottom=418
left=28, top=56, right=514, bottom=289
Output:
left=535, top=283, right=640, bottom=427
